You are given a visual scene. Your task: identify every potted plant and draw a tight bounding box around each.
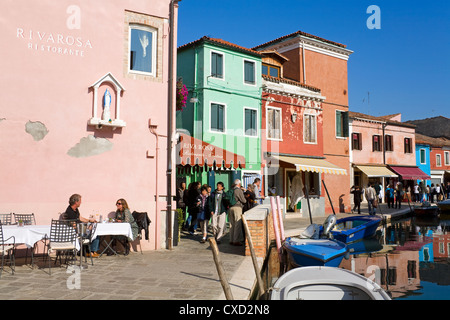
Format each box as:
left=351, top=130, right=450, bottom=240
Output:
left=18, top=219, right=24, bottom=227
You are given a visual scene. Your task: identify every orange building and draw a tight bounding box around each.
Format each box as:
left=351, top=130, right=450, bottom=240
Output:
left=254, top=31, right=353, bottom=214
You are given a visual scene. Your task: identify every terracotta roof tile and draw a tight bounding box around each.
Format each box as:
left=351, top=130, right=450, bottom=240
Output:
left=252, top=30, right=347, bottom=51
left=178, top=36, right=262, bottom=57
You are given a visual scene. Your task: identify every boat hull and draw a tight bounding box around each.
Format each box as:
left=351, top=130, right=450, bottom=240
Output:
left=283, top=238, right=347, bottom=269
left=437, top=200, right=450, bottom=212
left=321, top=216, right=381, bottom=244
left=271, top=266, right=391, bottom=300
left=414, top=206, right=439, bottom=216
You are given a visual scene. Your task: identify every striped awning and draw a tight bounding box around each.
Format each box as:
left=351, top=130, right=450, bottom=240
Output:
left=355, top=165, right=398, bottom=178
left=177, top=133, right=245, bottom=169
left=274, top=156, right=347, bottom=175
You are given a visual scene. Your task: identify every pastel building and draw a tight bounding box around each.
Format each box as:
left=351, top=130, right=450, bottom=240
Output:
left=0, top=0, right=180, bottom=250
left=176, top=37, right=262, bottom=190
left=253, top=30, right=353, bottom=214
left=349, top=112, right=429, bottom=202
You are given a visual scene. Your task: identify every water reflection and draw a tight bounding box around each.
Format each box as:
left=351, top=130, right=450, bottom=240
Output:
left=340, top=214, right=450, bottom=299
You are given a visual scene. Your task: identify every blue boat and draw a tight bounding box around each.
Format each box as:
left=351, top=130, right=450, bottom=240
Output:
left=320, top=215, right=382, bottom=244
left=283, top=237, right=348, bottom=269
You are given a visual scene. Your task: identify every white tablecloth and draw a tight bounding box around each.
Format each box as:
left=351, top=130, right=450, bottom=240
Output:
left=2, top=225, right=50, bottom=248
left=93, top=223, right=133, bottom=241
left=2, top=225, right=80, bottom=250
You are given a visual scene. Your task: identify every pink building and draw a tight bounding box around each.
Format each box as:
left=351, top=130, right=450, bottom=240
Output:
left=349, top=112, right=428, bottom=202
left=0, top=0, right=180, bottom=250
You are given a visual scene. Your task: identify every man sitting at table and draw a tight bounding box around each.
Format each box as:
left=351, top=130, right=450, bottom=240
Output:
left=64, top=194, right=100, bottom=258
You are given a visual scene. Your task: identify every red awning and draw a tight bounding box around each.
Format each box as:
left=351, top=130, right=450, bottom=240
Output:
left=177, top=133, right=245, bottom=169
left=388, top=166, right=430, bottom=180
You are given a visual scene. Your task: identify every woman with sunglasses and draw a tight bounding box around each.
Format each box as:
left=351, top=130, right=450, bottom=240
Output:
left=113, top=199, right=139, bottom=255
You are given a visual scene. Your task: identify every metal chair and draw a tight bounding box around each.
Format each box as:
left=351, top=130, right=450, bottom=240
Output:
left=46, top=219, right=78, bottom=275
left=77, top=222, right=97, bottom=266
left=13, top=213, right=36, bottom=226
left=0, top=224, right=15, bottom=278
left=13, top=213, right=41, bottom=267
left=0, top=213, right=12, bottom=225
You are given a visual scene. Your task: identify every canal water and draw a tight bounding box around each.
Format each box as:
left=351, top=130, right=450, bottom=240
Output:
left=261, top=213, right=450, bottom=300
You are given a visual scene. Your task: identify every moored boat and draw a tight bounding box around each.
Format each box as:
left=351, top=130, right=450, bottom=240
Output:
left=437, top=199, right=450, bottom=212
left=283, top=237, right=347, bottom=269
left=320, top=215, right=382, bottom=244
left=271, top=266, right=391, bottom=300
left=414, top=202, right=439, bottom=216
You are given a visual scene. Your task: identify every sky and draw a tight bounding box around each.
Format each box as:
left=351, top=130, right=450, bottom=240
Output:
left=176, top=0, right=450, bottom=122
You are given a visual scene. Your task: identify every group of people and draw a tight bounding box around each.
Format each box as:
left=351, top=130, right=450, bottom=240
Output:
left=351, top=181, right=450, bottom=214
left=63, top=194, right=139, bottom=257
left=176, top=178, right=262, bottom=245
left=412, top=182, right=450, bottom=203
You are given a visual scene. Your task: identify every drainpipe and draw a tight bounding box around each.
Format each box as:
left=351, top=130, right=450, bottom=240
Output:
left=166, top=0, right=179, bottom=250
left=149, top=121, right=161, bottom=250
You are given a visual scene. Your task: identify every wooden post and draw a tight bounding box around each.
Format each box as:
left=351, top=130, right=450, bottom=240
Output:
left=242, top=215, right=265, bottom=298
left=209, top=238, right=234, bottom=300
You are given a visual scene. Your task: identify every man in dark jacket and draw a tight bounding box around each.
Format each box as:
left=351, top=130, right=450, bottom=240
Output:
left=207, top=182, right=227, bottom=244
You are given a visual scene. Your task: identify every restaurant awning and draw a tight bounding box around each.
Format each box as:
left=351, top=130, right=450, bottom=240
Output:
left=274, top=155, right=347, bottom=175
left=388, top=166, right=430, bottom=180
left=355, top=165, right=398, bottom=178
left=177, top=133, right=245, bottom=169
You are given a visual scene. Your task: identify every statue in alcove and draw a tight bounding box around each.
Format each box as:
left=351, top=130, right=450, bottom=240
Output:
left=102, top=88, right=111, bottom=122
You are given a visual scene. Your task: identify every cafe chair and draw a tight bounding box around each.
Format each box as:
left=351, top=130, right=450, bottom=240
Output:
left=13, top=213, right=36, bottom=226
left=0, top=223, right=16, bottom=278
left=77, top=222, right=97, bottom=266
left=46, top=219, right=78, bottom=275
left=13, top=213, right=41, bottom=267
left=0, top=213, right=12, bottom=225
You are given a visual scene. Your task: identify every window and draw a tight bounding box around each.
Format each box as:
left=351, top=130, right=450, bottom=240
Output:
left=352, top=133, right=362, bottom=150
left=244, top=108, right=257, bottom=136
left=211, top=52, right=223, bottom=78
left=335, top=110, right=349, bottom=138
left=437, top=154, right=442, bottom=167
left=129, top=25, right=156, bottom=75
left=210, top=103, right=225, bottom=132
left=445, top=151, right=450, bottom=166
left=304, top=114, right=317, bottom=143
left=267, top=107, right=281, bottom=140
left=404, top=138, right=412, bottom=153
left=262, top=63, right=280, bottom=78
left=372, top=135, right=382, bottom=152
left=420, top=149, right=426, bottom=164
left=385, top=135, right=393, bottom=152
left=244, top=60, right=255, bottom=85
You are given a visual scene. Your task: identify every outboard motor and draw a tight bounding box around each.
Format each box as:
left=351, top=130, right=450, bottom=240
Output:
left=300, top=224, right=320, bottom=239
left=322, top=214, right=337, bottom=239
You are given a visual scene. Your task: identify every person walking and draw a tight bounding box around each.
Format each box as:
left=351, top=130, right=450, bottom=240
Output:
left=365, top=183, right=377, bottom=215
left=350, top=185, right=362, bottom=214
left=228, top=179, right=247, bottom=246
left=186, top=182, right=201, bottom=235
left=385, top=184, right=395, bottom=208
left=208, top=182, right=227, bottom=244
left=394, top=182, right=403, bottom=209
left=413, top=183, right=420, bottom=203
left=253, top=178, right=263, bottom=205
left=196, top=186, right=210, bottom=243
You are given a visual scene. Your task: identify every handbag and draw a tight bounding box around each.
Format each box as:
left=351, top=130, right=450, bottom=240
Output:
left=197, top=210, right=205, bottom=221
left=373, top=198, right=378, bottom=208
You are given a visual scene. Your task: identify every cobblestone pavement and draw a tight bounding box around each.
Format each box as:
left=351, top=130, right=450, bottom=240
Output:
left=0, top=231, right=247, bottom=300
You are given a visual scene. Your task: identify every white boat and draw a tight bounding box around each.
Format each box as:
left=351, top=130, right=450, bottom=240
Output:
left=270, top=266, right=391, bottom=300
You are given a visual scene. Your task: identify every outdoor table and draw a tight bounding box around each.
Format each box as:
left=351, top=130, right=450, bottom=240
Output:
left=2, top=225, right=50, bottom=248
left=92, top=222, right=133, bottom=257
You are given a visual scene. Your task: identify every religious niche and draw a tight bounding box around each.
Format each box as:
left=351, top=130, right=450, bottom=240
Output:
left=88, top=73, right=126, bottom=130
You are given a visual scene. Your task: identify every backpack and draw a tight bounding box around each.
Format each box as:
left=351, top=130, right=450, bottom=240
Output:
left=223, top=189, right=237, bottom=208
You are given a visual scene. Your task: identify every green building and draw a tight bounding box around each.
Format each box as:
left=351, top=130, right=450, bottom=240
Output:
left=176, top=37, right=262, bottom=190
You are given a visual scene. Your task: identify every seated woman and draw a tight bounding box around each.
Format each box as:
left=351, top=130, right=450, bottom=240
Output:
left=113, top=199, right=139, bottom=255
